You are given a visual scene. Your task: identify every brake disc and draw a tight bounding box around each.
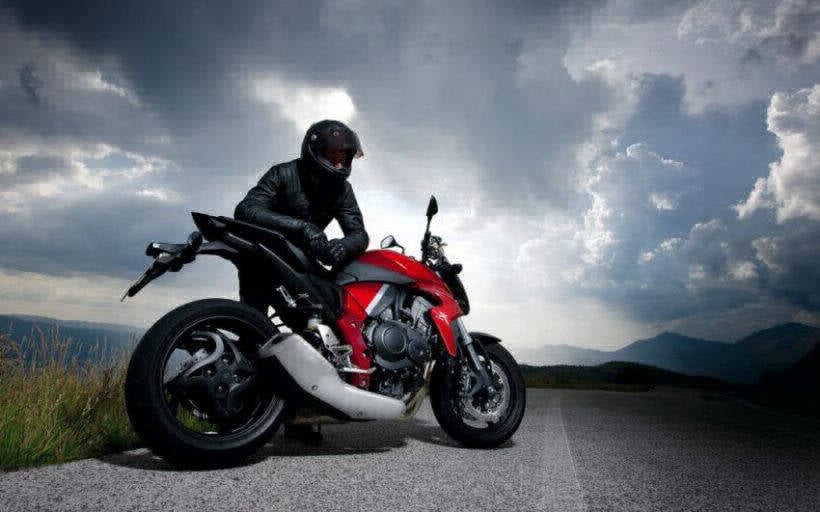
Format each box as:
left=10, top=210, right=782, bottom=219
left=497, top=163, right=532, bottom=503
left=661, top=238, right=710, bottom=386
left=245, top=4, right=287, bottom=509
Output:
left=460, top=360, right=510, bottom=426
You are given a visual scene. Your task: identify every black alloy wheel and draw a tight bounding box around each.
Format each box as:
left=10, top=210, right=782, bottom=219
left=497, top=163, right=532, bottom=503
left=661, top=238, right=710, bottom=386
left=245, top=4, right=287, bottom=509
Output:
left=125, top=299, right=287, bottom=465
left=430, top=342, right=526, bottom=448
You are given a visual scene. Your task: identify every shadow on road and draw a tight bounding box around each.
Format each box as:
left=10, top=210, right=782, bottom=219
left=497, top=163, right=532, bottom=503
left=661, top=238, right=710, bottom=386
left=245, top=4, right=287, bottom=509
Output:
left=98, top=420, right=515, bottom=472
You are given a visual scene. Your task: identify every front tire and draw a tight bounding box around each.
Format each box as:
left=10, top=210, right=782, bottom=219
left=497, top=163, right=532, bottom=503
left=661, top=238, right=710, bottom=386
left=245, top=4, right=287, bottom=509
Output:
left=125, top=299, right=287, bottom=465
left=430, top=343, right=526, bottom=448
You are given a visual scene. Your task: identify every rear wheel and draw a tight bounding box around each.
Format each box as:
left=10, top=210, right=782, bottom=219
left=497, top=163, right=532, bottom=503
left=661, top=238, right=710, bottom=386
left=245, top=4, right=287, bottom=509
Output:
left=430, top=343, right=526, bottom=448
left=125, top=299, right=287, bottom=465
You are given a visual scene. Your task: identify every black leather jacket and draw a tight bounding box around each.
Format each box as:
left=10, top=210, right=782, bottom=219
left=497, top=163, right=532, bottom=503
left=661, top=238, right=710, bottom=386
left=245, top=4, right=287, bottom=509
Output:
left=234, top=159, right=369, bottom=257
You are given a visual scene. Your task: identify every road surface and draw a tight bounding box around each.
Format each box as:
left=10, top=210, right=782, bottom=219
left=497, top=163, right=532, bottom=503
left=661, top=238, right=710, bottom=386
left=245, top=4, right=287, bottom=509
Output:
left=2, top=388, right=819, bottom=511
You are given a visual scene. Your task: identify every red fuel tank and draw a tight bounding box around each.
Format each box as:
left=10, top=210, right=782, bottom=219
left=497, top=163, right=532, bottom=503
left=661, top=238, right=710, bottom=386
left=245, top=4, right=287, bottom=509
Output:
left=355, top=249, right=442, bottom=284
left=342, top=249, right=463, bottom=357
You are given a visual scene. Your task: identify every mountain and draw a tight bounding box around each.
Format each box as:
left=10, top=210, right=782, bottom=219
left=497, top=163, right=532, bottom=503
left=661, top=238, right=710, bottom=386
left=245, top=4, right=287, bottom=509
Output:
left=0, top=314, right=143, bottom=364
left=758, top=340, right=820, bottom=417
left=518, top=344, right=613, bottom=367
left=9, top=314, right=141, bottom=334
left=522, top=323, right=820, bottom=384
left=734, top=322, right=820, bottom=366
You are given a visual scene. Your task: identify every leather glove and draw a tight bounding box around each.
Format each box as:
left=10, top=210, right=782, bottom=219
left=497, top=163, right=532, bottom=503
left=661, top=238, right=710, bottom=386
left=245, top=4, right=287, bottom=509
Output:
left=320, top=239, right=348, bottom=267
left=301, top=223, right=328, bottom=257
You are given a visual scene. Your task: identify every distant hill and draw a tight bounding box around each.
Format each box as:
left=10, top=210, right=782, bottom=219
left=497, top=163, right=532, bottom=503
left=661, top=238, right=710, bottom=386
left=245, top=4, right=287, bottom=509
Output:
left=9, top=314, right=141, bottom=334
left=0, top=314, right=143, bottom=364
left=521, top=323, right=820, bottom=384
left=757, top=341, right=820, bottom=417
left=521, top=361, right=737, bottom=392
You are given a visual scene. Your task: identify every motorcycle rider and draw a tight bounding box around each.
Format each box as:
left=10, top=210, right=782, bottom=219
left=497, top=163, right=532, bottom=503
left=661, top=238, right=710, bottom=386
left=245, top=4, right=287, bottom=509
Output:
left=233, top=119, right=369, bottom=444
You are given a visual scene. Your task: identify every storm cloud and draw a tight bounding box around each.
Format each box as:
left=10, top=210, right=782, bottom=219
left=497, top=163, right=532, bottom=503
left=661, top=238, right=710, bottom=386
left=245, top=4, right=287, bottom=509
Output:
left=0, top=0, right=818, bottom=348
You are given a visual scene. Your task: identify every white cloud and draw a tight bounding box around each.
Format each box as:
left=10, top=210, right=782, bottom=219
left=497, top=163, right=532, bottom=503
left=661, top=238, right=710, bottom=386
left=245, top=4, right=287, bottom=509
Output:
left=690, top=217, right=724, bottom=236
left=689, top=264, right=707, bottom=280
left=136, top=187, right=182, bottom=202
left=751, top=236, right=785, bottom=273
left=623, top=143, right=684, bottom=169
left=735, top=84, right=820, bottom=221
left=515, top=215, right=586, bottom=288
left=68, top=68, right=140, bottom=106
left=0, top=15, right=141, bottom=109
left=734, top=176, right=773, bottom=218
left=0, top=140, right=172, bottom=213
left=574, top=59, right=643, bottom=133
left=650, top=192, right=677, bottom=210
left=639, top=251, right=656, bottom=263
left=578, top=191, right=616, bottom=267
left=565, top=0, right=820, bottom=113
left=512, top=133, right=700, bottom=310
left=728, top=260, right=758, bottom=281
left=678, top=0, right=820, bottom=64
left=578, top=143, right=687, bottom=265
left=250, top=74, right=357, bottom=132
left=660, top=237, right=683, bottom=252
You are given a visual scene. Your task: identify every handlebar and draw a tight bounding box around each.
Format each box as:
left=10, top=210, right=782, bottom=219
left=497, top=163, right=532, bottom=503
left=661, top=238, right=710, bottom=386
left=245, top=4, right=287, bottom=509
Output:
left=120, top=231, right=202, bottom=301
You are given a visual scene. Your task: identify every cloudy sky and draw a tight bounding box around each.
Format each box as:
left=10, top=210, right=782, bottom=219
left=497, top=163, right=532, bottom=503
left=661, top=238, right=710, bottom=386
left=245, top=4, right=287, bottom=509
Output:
left=1, top=0, right=819, bottom=355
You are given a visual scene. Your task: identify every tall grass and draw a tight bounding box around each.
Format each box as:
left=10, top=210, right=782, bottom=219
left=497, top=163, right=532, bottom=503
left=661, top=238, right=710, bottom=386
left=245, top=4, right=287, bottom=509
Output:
left=0, top=326, right=139, bottom=471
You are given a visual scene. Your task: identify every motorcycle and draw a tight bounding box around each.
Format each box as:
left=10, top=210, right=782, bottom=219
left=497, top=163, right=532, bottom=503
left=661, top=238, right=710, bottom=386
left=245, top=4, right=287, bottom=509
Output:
left=123, top=195, right=526, bottom=464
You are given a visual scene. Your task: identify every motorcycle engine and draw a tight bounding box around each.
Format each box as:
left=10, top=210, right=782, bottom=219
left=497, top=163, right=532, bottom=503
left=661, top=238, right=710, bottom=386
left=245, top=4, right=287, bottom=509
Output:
left=363, top=295, right=435, bottom=399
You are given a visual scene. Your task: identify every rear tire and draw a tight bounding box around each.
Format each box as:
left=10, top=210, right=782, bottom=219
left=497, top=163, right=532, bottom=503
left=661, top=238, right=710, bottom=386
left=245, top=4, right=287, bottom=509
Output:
left=125, top=299, right=287, bottom=466
left=430, top=343, right=526, bottom=448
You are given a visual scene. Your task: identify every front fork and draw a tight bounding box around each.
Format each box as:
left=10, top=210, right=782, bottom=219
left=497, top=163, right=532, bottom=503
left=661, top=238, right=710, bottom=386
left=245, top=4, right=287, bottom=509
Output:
left=453, top=318, right=496, bottom=397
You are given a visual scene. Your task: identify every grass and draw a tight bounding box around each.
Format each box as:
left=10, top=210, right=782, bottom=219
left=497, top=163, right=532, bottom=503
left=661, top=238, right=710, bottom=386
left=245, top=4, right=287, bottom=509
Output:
left=0, top=327, right=139, bottom=471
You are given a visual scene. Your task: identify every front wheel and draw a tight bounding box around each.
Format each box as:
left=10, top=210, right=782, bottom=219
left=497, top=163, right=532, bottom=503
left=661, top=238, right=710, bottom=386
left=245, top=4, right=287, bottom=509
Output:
left=430, top=342, right=526, bottom=448
left=125, top=299, right=287, bottom=465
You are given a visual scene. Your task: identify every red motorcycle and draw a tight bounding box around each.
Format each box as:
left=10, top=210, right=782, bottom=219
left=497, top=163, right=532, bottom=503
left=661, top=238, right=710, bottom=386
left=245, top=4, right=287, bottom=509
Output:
left=123, top=196, right=526, bottom=464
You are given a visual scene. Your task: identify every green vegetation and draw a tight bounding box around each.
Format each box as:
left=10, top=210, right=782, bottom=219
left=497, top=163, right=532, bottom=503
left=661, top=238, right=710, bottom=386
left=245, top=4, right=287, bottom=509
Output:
left=522, top=361, right=738, bottom=392
left=0, top=328, right=139, bottom=471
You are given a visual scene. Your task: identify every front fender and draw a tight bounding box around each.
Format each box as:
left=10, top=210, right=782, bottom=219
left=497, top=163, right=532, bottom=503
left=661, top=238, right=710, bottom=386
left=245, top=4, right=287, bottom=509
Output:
left=469, top=331, right=502, bottom=345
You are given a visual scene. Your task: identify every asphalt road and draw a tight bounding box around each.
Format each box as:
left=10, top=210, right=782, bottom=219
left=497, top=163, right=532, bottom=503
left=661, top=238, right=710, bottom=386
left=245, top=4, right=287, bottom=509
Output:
left=2, top=388, right=819, bottom=512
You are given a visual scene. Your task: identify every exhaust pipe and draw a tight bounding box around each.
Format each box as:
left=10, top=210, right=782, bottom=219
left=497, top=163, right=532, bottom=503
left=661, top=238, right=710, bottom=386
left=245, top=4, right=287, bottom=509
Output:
left=258, top=333, right=405, bottom=420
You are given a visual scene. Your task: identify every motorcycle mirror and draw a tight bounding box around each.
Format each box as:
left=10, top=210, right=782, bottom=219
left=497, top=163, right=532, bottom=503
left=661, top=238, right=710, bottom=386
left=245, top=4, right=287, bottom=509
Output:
left=380, top=235, right=396, bottom=249
left=381, top=234, right=405, bottom=254
left=426, top=195, right=438, bottom=219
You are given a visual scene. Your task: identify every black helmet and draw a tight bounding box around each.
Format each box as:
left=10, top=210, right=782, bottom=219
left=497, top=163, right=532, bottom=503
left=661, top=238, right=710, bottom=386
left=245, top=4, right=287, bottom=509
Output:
left=300, top=119, right=363, bottom=183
